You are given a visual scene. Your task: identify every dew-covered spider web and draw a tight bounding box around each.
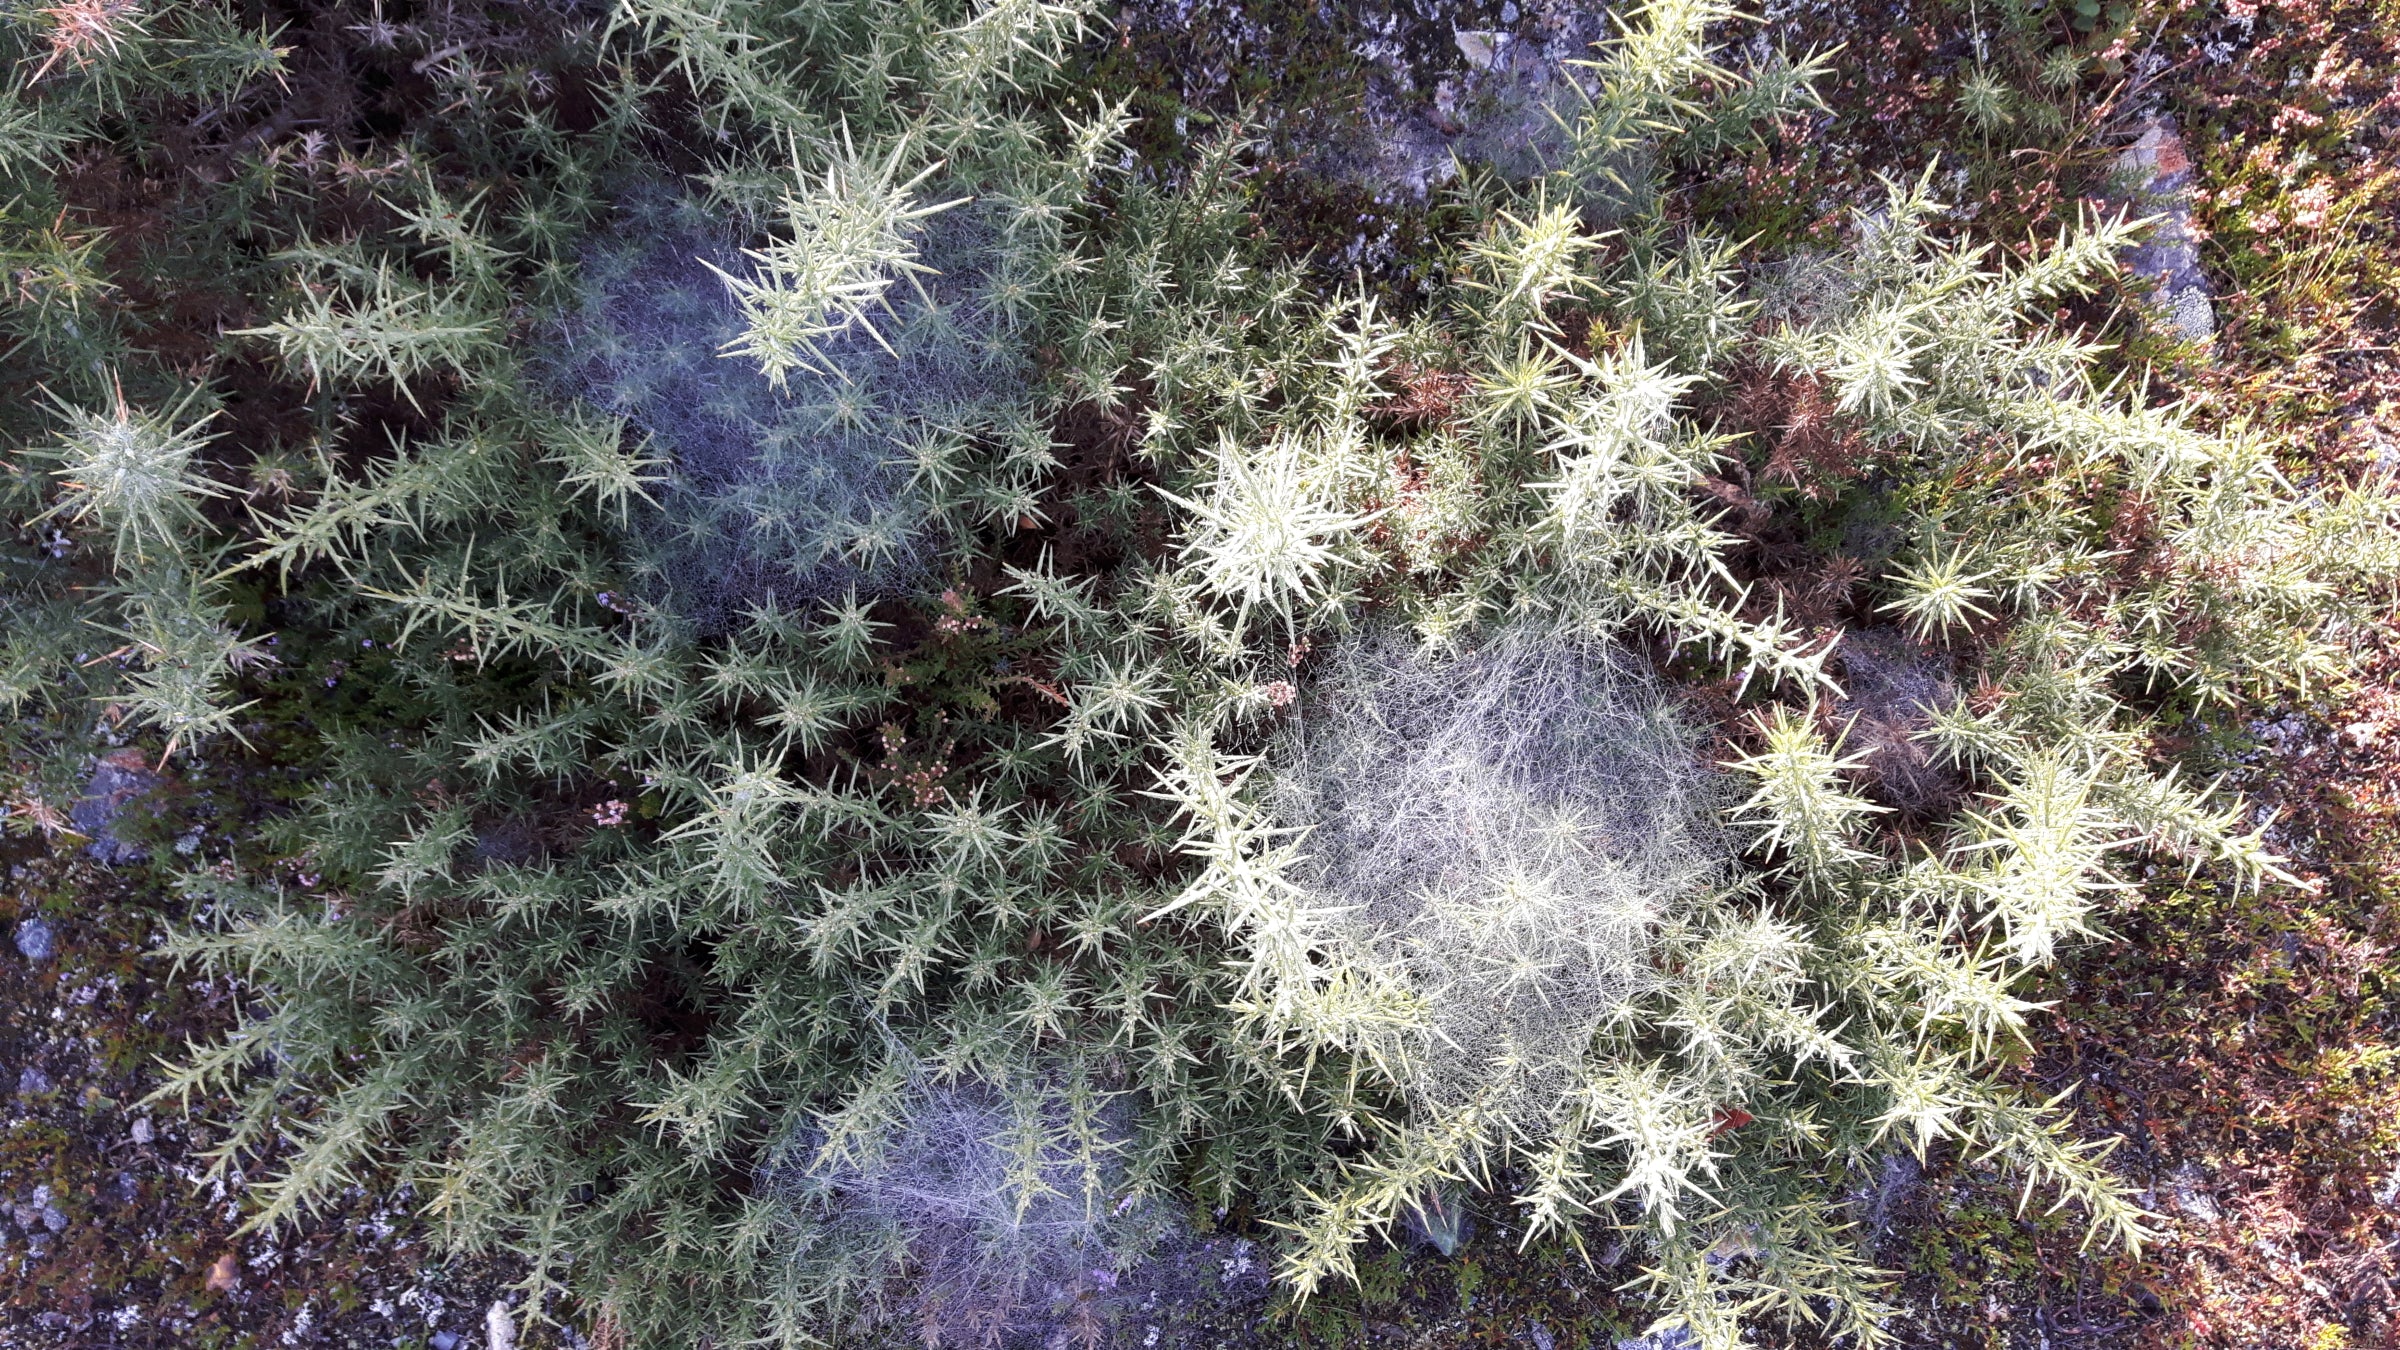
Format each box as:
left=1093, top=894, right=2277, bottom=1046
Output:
left=1271, top=628, right=1732, bottom=1122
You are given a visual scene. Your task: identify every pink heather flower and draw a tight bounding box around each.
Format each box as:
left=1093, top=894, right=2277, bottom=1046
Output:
left=2289, top=182, right=2335, bottom=230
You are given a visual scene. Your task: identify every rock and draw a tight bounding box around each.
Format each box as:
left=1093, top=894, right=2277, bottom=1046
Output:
left=12, top=917, right=55, bottom=962
left=2111, top=116, right=2216, bottom=344
left=1455, top=28, right=1503, bottom=71
left=16, top=1066, right=53, bottom=1098
left=70, top=749, right=158, bottom=866
left=1704, top=1224, right=1767, bottom=1268
left=1525, top=1319, right=1557, bottom=1350
left=1317, top=2, right=1617, bottom=199
left=430, top=1332, right=461, bottom=1350
left=205, top=1251, right=240, bottom=1292
left=130, top=1116, right=154, bottom=1145
left=486, top=1302, right=518, bottom=1350
left=1616, top=1326, right=1700, bottom=1350
left=15, top=1184, right=66, bottom=1233
left=2168, top=1160, right=2222, bottom=1223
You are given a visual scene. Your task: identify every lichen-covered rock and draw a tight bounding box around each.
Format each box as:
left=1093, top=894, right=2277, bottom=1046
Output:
left=11, top=917, right=54, bottom=962
left=1615, top=1326, right=1701, bottom=1350
left=2112, top=116, right=2217, bottom=344
left=1328, top=3, right=1613, bottom=198
left=70, top=749, right=157, bottom=866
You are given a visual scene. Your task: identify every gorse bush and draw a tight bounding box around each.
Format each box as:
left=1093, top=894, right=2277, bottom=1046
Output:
left=1136, top=14, right=2393, bottom=1342
left=0, top=0, right=2391, bottom=1346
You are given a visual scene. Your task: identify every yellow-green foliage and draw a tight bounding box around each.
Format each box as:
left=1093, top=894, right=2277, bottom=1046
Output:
left=0, top=0, right=2386, bottom=1347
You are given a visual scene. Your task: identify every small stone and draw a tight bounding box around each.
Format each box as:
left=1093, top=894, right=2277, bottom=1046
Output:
left=1454, top=28, right=1503, bottom=71
left=13, top=918, right=55, bottom=962
left=1704, top=1225, right=1767, bottom=1266
left=2168, top=1161, right=2222, bottom=1223
left=16, top=1066, right=53, bottom=1098
left=131, top=1117, right=154, bottom=1145
left=205, top=1252, right=240, bottom=1292
left=486, top=1301, right=518, bottom=1350
left=431, top=1332, right=462, bottom=1350
left=71, top=750, right=158, bottom=866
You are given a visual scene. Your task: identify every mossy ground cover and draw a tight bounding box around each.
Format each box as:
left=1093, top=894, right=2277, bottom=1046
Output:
left=2, top=0, right=2397, bottom=1346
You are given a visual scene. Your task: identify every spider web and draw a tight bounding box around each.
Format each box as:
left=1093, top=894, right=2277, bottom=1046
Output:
left=1271, top=628, right=1731, bottom=1123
